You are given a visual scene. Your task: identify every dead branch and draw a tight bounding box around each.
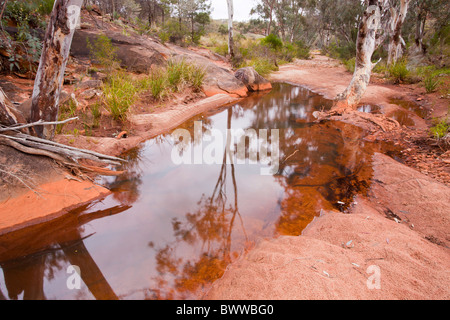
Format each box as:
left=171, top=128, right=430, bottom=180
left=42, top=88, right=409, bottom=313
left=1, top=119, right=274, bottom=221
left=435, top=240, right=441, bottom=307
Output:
left=0, top=117, right=79, bottom=133
left=0, top=133, right=126, bottom=165
left=0, top=136, right=68, bottom=163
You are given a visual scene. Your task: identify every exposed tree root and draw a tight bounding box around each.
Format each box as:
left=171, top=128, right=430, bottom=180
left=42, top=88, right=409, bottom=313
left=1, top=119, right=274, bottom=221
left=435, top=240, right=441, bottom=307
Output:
left=0, top=128, right=127, bottom=177
left=313, top=109, right=401, bottom=133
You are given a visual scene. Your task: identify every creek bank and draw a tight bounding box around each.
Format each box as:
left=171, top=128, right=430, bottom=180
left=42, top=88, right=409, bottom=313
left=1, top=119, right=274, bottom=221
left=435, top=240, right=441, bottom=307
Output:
left=204, top=153, right=450, bottom=300
left=203, top=54, right=450, bottom=300
left=0, top=9, right=274, bottom=234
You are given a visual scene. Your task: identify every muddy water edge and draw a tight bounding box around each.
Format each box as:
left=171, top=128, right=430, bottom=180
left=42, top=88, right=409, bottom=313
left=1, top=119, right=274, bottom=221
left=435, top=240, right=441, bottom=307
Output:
left=0, top=83, right=402, bottom=300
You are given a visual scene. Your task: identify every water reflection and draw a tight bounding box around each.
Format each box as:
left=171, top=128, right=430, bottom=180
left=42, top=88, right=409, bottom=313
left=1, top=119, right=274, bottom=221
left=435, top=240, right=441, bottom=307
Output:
left=0, top=83, right=399, bottom=300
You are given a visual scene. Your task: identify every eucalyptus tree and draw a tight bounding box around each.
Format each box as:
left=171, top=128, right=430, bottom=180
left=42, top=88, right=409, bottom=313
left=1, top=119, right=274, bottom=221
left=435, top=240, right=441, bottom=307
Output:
left=227, top=0, right=234, bottom=58
left=335, top=0, right=383, bottom=109
left=31, top=0, right=84, bottom=139
left=386, top=0, right=411, bottom=65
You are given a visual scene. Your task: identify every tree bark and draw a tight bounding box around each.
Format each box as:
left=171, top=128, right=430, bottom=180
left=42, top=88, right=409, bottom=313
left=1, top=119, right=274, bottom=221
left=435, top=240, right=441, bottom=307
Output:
left=335, top=0, right=381, bottom=110
left=387, top=0, right=410, bottom=65
left=30, top=0, right=84, bottom=140
left=227, top=0, right=234, bottom=59
left=415, top=8, right=426, bottom=53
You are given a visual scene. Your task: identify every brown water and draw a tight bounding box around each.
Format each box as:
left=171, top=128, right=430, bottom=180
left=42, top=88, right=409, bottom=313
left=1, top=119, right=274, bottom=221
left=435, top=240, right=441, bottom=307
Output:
left=0, top=83, right=399, bottom=300
left=388, top=98, right=428, bottom=127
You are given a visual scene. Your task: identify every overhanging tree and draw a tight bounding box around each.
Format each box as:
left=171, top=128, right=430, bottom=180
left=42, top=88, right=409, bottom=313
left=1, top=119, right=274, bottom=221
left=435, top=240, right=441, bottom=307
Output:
left=30, top=0, right=84, bottom=139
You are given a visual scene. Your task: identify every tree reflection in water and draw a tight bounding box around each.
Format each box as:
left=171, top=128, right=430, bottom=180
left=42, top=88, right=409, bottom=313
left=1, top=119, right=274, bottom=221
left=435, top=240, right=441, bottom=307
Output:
left=0, top=83, right=400, bottom=300
left=148, top=109, right=250, bottom=300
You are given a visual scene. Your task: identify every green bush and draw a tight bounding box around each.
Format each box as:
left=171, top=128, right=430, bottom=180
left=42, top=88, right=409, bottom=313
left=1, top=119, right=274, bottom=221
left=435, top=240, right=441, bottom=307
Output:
left=430, top=117, right=449, bottom=140
left=166, top=59, right=206, bottom=92
left=293, top=41, right=311, bottom=60
left=323, top=42, right=356, bottom=61
left=102, top=72, right=139, bottom=121
left=158, top=31, right=170, bottom=44
left=245, top=57, right=278, bottom=77
left=37, top=0, right=55, bottom=15
left=261, top=34, right=283, bottom=51
left=87, top=35, right=120, bottom=71
left=343, top=57, right=356, bottom=73
left=214, top=43, right=229, bottom=56
left=167, top=59, right=186, bottom=92
left=139, top=60, right=205, bottom=100
left=142, top=69, right=168, bottom=100
left=4, top=0, right=43, bottom=27
left=218, top=24, right=228, bottom=35
left=423, top=73, right=440, bottom=93
left=388, top=60, right=409, bottom=84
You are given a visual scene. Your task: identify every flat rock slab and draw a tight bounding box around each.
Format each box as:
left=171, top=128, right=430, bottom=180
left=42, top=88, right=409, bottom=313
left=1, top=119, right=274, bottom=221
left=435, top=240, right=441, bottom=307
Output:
left=204, top=153, right=450, bottom=300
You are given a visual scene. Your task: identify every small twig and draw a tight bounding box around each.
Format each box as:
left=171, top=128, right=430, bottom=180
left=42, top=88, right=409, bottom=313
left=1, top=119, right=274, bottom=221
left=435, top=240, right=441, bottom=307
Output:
left=0, top=117, right=79, bottom=132
left=0, top=167, right=44, bottom=199
left=282, top=150, right=299, bottom=164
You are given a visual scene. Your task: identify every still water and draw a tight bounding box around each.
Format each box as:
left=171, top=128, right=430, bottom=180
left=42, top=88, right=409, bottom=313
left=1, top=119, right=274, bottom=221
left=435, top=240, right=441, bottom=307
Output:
left=0, top=83, right=398, bottom=300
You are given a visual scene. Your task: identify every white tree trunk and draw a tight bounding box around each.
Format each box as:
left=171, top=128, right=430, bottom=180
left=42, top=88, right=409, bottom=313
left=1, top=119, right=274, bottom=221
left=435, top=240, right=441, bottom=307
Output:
left=227, top=0, right=234, bottom=58
left=335, top=1, right=381, bottom=109
left=387, top=0, right=410, bottom=65
left=30, top=0, right=84, bottom=139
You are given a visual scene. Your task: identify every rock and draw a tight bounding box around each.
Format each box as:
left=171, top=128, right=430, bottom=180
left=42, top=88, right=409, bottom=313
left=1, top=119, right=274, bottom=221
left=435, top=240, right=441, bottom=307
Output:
left=234, top=67, right=272, bottom=92
left=174, top=54, right=248, bottom=98
left=76, top=80, right=103, bottom=90
left=17, top=91, right=70, bottom=123
left=70, top=30, right=169, bottom=73
left=79, top=89, right=99, bottom=100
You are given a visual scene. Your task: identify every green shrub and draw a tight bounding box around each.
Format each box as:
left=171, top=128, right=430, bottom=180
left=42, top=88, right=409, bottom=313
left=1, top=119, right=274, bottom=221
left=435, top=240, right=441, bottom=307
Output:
left=245, top=57, right=278, bottom=77
left=218, top=24, right=228, bottom=35
left=167, top=59, right=187, bottom=92
left=37, top=0, right=55, bottom=15
left=388, top=60, right=409, bottom=84
left=102, top=72, right=139, bottom=121
left=423, top=73, right=440, bottom=93
left=166, top=59, right=206, bottom=92
left=430, top=117, right=449, bottom=140
left=323, top=42, right=356, bottom=61
left=187, top=65, right=206, bottom=92
left=214, top=43, right=229, bottom=56
left=261, top=34, right=283, bottom=51
left=343, top=57, right=356, bottom=73
left=293, top=41, right=311, bottom=60
left=91, top=102, right=102, bottom=128
left=87, top=35, right=120, bottom=71
left=145, top=69, right=168, bottom=100
left=158, top=31, right=170, bottom=44
left=4, top=0, right=43, bottom=27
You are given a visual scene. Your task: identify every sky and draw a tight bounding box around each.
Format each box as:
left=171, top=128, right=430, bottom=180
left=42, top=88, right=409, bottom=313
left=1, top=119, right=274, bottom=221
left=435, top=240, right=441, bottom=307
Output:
left=209, top=0, right=256, bottom=22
